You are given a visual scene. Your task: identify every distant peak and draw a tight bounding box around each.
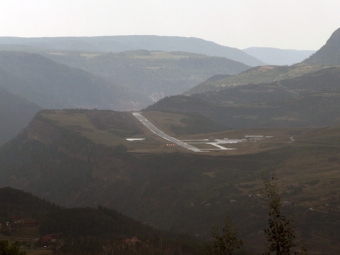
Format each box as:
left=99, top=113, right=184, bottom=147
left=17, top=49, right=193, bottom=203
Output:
left=327, top=27, right=340, bottom=42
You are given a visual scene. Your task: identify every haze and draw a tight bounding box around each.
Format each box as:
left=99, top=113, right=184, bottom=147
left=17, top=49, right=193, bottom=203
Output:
left=1, top=0, right=339, bottom=50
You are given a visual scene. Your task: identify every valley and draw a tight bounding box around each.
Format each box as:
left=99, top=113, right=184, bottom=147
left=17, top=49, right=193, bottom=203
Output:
left=1, top=25, right=340, bottom=255
left=1, top=108, right=340, bottom=254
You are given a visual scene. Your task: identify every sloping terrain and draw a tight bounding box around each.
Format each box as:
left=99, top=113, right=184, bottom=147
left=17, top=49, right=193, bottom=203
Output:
left=0, top=187, right=200, bottom=255
left=304, top=27, right=340, bottom=66
left=0, top=110, right=340, bottom=253
left=0, top=35, right=264, bottom=66
left=186, top=26, right=340, bottom=95
left=0, top=86, right=40, bottom=145
left=244, top=47, right=315, bottom=65
left=0, top=51, right=149, bottom=110
left=147, top=66, right=340, bottom=129
left=185, top=64, right=326, bottom=95
left=43, top=50, right=250, bottom=102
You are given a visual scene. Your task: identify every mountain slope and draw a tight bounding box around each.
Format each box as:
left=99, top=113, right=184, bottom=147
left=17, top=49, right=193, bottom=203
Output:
left=186, top=27, right=340, bottom=95
left=185, top=64, right=326, bottom=95
left=148, top=67, right=340, bottom=128
left=0, top=86, right=40, bottom=145
left=244, top=47, right=315, bottom=65
left=0, top=187, right=201, bottom=255
left=43, top=50, right=250, bottom=102
left=0, top=51, right=149, bottom=110
left=0, top=35, right=264, bottom=66
left=304, top=27, right=340, bottom=66
left=1, top=111, right=340, bottom=253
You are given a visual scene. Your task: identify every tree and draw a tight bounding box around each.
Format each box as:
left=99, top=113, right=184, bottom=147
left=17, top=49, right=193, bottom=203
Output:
left=0, top=240, right=26, bottom=255
left=206, top=213, right=243, bottom=255
left=260, top=177, right=306, bottom=255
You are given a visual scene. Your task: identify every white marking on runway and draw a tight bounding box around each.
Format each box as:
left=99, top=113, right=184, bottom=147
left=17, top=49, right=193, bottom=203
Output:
left=133, top=112, right=202, bottom=152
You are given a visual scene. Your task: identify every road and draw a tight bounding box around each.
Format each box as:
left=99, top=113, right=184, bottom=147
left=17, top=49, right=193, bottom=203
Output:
left=132, top=112, right=202, bottom=152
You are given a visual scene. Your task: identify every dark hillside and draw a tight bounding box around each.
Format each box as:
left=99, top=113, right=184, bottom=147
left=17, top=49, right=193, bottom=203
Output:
left=0, top=187, right=200, bottom=255
left=304, top=27, right=340, bottom=66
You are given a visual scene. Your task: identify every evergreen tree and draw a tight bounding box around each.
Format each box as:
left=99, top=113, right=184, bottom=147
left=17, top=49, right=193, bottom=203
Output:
left=261, top=177, right=306, bottom=255
left=206, top=213, right=243, bottom=255
left=0, top=240, right=26, bottom=255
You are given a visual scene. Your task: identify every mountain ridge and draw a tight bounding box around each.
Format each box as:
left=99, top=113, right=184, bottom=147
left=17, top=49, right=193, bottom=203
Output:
left=0, top=35, right=264, bottom=66
left=244, top=47, right=315, bottom=65
left=304, top=27, right=340, bottom=66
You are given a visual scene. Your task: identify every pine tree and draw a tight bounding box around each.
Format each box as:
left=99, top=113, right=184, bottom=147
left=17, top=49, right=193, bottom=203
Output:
left=206, top=213, right=243, bottom=255
left=0, top=240, right=26, bottom=255
left=261, top=177, right=306, bottom=255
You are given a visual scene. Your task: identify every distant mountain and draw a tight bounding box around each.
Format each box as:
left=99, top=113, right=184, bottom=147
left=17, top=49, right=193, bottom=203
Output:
left=0, top=35, right=264, bottom=66
left=244, top=47, right=315, bottom=65
left=187, top=28, right=340, bottom=96
left=43, top=50, right=250, bottom=102
left=304, top=27, right=340, bottom=66
left=148, top=67, right=340, bottom=129
left=0, top=51, right=149, bottom=110
left=0, top=86, right=40, bottom=145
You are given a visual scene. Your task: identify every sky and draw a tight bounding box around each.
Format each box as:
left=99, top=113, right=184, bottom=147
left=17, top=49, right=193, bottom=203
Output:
left=1, top=0, right=339, bottom=50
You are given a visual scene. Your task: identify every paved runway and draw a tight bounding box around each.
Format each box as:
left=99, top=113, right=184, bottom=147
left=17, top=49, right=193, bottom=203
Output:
left=133, top=112, right=202, bottom=152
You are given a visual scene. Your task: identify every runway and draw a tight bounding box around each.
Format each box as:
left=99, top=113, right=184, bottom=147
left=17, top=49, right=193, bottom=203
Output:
left=133, top=112, right=202, bottom=152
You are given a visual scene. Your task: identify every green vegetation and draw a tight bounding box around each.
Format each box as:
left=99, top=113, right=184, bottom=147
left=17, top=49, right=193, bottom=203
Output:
left=260, top=178, right=306, bottom=255
left=206, top=214, right=243, bottom=255
left=0, top=240, right=25, bottom=255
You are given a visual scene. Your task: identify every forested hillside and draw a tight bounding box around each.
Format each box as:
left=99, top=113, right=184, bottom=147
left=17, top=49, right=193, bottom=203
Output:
left=0, top=187, right=200, bottom=255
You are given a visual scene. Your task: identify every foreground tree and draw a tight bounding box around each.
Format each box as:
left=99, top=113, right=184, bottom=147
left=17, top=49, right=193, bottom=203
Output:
left=261, top=177, right=306, bottom=255
left=0, top=240, right=26, bottom=255
left=206, top=213, right=243, bottom=255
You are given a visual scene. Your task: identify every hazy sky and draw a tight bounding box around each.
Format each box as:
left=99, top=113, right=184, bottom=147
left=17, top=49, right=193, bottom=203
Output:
left=1, top=0, right=339, bottom=50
